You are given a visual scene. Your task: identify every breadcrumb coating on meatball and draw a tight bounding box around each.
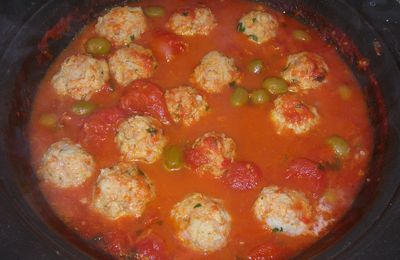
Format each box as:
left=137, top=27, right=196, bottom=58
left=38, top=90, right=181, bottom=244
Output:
left=95, top=6, right=146, bottom=46
left=109, top=43, right=157, bottom=87
left=253, top=186, right=313, bottom=236
left=167, top=7, right=217, bottom=36
left=51, top=54, right=109, bottom=100
left=237, top=10, right=278, bottom=44
left=115, top=116, right=167, bottom=164
left=170, top=193, right=231, bottom=252
left=281, top=52, right=329, bottom=91
left=38, top=138, right=95, bottom=188
left=191, top=51, right=241, bottom=94
left=93, top=163, right=155, bottom=219
left=270, top=94, right=319, bottom=135
left=165, top=86, right=209, bottom=126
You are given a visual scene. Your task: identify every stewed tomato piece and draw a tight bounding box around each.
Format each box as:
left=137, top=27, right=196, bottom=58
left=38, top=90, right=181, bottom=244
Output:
left=150, top=30, right=187, bottom=62
left=120, top=80, right=171, bottom=124
left=222, top=161, right=262, bottom=191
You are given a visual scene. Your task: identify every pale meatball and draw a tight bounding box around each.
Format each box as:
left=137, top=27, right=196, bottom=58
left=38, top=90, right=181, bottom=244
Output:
left=165, top=86, right=208, bottom=126
left=170, top=193, right=231, bottom=252
left=109, top=43, right=157, bottom=86
left=95, top=6, right=146, bottom=46
left=237, top=10, right=278, bottom=44
left=37, top=138, right=95, bottom=188
left=191, top=51, right=241, bottom=93
left=93, top=163, right=155, bottom=220
left=51, top=54, right=109, bottom=100
left=187, top=132, right=236, bottom=178
left=281, top=52, right=329, bottom=91
left=270, top=94, right=319, bottom=135
left=167, top=7, right=217, bottom=36
left=115, top=116, right=167, bottom=163
left=253, top=186, right=313, bottom=236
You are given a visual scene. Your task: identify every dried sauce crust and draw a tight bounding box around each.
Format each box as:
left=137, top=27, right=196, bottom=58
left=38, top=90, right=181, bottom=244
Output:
left=38, top=138, right=95, bottom=188
left=165, top=86, right=208, bottom=126
left=115, top=116, right=167, bottom=164
left=282, top=52, right=329, bottom=91
left=270, top=93, right=320, bottom=135
left=170, top=193, right=232, bottom=252
left=93, top=163, right=155, bottom=220
left=167, top=7, right=217, bottom=36
left=191, top=51, right=241, bottom=94
left=95, top=6, right=147, bottom=46
left=237, top=10, right=278, bottom=44
left=185, top=132, right=236, bottom=178
left=108, top=43, right=157, bottom=87
left=51, top=54, right=109, bottom=100
left=253, top=186, right=314, bottom=236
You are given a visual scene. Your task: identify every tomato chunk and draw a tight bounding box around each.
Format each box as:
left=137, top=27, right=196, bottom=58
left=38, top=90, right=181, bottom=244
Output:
left=285, top=158, right=327, bottom=198
left=150, top=30, right=187, bottom=62
left=247, top=242, right=286, bottom=259
left=222, top=161, right=262, bottom=191
left=80, top=106, right=126, bottom=147
left=133, top=234, right=168, bottom=260
left=120, top=80, right=171, bottom=124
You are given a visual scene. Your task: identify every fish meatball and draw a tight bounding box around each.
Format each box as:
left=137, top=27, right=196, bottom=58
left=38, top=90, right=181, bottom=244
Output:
left=51, top=54, right=109, bottom=100
left=281, top=52, right=329, bottom=91
left=165, top=86, right=208, bottom=126
left=253, top=186, right=313, bottom=236
left=170, top=193, right=231, bottom=252
left=237, top=10, right=278, bottom=44
left=270, top=94, right=319, bottom=135
left=109, top=43, right=157, bottom=87
left=115, top=116, right=167, bottom=163
left=186, top=132, right=236, bottom=178
left=167, top=7, right=217, bottom=36
left=93, top=163, right=155, bottom=219
left=191, top=51, right=241, bottom=94
left=37, top=138, right=95, bottom=188
left=95, top=6, right=146, bottom=46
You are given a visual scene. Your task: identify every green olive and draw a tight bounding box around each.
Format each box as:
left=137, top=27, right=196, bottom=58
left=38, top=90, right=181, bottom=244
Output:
left=338, top=85, right=352, bottom=100
left=262, top=77, right=288, bottom=94
left=144, top=6, right=165, bottom=17
left=292, top=30, right=311, bottom=41
left=250, top=88, right=270, bottom=105
left=39, top=113, right=58, bottom=128
left=85, top=37, right=111, bottom=55
left=230, top=87, right=249, bottom=107
left=248, top=59, right=263, bottom=74
left=71, top=101, right=96, bottom=116
left=327, top=136, right=350, bottom=158
left=164, top=145, right=184, bottom=171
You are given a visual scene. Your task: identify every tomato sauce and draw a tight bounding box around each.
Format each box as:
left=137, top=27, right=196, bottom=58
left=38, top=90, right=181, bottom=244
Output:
left=28, top=0, right=373, bottom=259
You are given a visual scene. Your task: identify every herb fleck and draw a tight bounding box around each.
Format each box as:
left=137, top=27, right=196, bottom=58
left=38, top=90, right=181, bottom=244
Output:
left=237, top=22, right=245, bottom=32
left=147, top=127, right=158, bottom=134
left=130, top=34, right=135, bottom=41
left=229, top=81, right=237, bottom=89
left=248, top=34, right=258, bottom=42
left=194, top=203, right=202, bottom=208
left=138, top=168, right=145, bottom=176
left=252, top=17, right=257, bottom=23
left=182, top=11, right=189, bottom=16
left=272, top=227, right=283, bottom=233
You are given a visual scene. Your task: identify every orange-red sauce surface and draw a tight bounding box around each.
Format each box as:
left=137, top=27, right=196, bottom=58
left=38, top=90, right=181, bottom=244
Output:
left=29, top=0, right=373, bottom=259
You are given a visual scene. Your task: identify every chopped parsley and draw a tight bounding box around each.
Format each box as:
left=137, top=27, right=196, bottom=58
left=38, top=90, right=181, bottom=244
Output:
left=182, top=11, right=189, bottom=16
left=248, top=34, right=258, bottom=42
left=147, top=127, right=158, bottom=134
left=130, top=34, right=135, bottom=41
left=272, top=227, right=283, bottom=233
left=237, top=22, right=245, bottom=32
left=138, top=169, right=145, bottom=176
left=194, top=203, right=202, bottom=208
left=229, top=81, right=237, bottom=89
left=252, top=17, right=257, bottom=23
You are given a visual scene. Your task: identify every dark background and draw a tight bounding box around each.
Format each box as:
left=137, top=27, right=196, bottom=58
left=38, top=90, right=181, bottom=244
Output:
left=0, top=0, right=399, bottom=259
